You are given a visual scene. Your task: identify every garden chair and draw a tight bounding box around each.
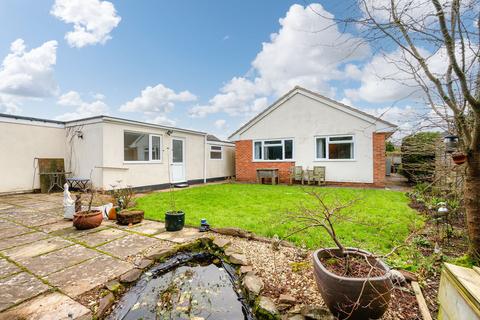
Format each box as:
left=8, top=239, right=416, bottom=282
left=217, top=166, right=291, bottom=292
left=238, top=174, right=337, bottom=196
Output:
left=303, top=168, right=314, bottom=185
left=312, top=166, right=326, bottom=185
left=289, top=166, right=304, bottom=185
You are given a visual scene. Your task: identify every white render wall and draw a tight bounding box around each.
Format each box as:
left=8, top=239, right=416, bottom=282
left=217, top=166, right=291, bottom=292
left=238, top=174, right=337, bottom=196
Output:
left=0, top=121, right=66, bottom=193
left=237, top=93, right=377, bottom=183
left=206, top=143, right=235, bottom=178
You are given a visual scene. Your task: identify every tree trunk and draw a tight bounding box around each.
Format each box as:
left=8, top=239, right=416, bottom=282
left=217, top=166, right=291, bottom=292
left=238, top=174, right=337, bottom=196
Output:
left=465, top=149, right=480, bottom=261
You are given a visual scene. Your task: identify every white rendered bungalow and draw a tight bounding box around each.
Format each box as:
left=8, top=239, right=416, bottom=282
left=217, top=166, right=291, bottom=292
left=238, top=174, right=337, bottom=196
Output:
left=0, top=114, right=234, bottom=194
left=229, top=86, right=397, bottom=187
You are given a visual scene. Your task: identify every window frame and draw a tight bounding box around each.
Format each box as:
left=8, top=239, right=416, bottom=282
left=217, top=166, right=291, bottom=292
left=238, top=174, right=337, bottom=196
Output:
left=123, top=130, right=163, bottom=163
left=209, top=144, right=223, bottom=160
left=314, top=135, right=355, bottom=161
left=252, top=138, right=294, bottom=162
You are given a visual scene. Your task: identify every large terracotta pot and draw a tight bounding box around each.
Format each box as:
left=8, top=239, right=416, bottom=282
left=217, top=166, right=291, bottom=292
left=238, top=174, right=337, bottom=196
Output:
left=73, top=210, right=103, bottom=230
left=451, top=152, right=466, bottom=165
left=313, top=248, right=393, bottom=320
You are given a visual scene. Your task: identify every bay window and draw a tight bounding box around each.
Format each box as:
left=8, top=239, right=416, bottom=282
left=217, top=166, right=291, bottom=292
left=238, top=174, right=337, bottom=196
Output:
left=253, top=139, right=294, bottom=161
left=124, top=131, right=163, bottom=162
left=315, top=135, right=354, bottom=160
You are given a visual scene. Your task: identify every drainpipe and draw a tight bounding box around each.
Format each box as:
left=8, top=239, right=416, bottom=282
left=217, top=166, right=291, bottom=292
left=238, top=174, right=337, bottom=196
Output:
left=203, top=134, right=207, bottom=184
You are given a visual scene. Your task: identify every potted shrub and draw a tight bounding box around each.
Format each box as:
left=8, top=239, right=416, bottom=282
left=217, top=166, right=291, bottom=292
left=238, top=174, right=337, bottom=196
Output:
left=451, top=152, right=466, bottom=165
left=286, top=191, right=393, bottom=319
left=165, top=185, right=184, bottom=231
left=113, top=185, right=144, bottom=226
left=73, top=190, right=103, bottom=230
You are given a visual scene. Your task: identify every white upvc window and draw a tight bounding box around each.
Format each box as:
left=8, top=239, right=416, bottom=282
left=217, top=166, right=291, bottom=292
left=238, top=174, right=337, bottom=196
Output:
left=209, top=145, right=223, bottom=160
left=315, top=135, right=355, bottom=161
left=253, top=138, right=294, bottom=161
left=124, top=131, right=163, bottom=162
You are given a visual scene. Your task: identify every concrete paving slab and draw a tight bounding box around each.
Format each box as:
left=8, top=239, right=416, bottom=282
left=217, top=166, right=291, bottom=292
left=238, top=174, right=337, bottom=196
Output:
left=0, top=258, right=21, bottom=279
left=96, top=233, right=161, bottom=259
left=45, top=255, right=133, bottom=297
left=154, top=227, right=203, bottom=243
left=0, top=231, right=49, bottom=251
left=0, top=272, right=50, bottom=312
left=12, top=213, right=63, bottom=227
left=129, top=220, right=166, bottom=235
left=0, top=225, right=33, bottom=240
left=20, top=244, right=100, bottom=277
left=0, top=219, right=21, bottom=230
left=51, top=225, right=107, bottom=238
left=0, top=292, right=91, bottom=320
left=36, top=220, right=73, bottom=233
left=2, top=237, right=73, bottom=260
left=76, top=228, right=127, bottom=247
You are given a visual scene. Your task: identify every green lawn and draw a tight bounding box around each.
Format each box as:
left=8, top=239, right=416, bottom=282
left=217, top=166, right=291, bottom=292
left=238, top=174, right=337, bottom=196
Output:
left=136, top=183, right=423, bottom=255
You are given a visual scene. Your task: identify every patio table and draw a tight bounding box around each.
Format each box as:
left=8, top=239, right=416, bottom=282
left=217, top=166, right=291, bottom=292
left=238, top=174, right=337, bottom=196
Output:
left=256, top=168, right=279, bottom=185
left=40, top=171, right=71, bottom=193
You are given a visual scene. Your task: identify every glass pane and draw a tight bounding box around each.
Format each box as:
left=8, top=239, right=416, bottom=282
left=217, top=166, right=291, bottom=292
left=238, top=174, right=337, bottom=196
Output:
left=264, top=145, right=283, bottom=160
left=254, top=141, right=262, bottom=160
left=284, top=140, right=293, bottom=159
left=124, top=132, right=149, bottom=161
left=172, top=139, right=183, bottom=163
left=264, top=140, right=282, bottom=145
left=210, top=151, right=222, bottom=159
left=316, top=138, right=326, bottom=159
left=329, top=142, right=353, bottom=159
left=151, top=136, right=161, bottom=160
left=211, top=146, right=222, bottom=151
left=330, top=136, right=353, bottom=142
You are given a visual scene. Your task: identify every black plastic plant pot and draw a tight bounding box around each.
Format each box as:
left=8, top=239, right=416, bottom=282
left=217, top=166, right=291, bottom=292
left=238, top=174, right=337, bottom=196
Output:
left=165, top=211, right=185, bottom=231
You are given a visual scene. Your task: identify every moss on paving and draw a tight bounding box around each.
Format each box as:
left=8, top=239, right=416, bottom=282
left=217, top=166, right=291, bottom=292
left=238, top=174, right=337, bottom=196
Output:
left=136, top=184, right=424, bottom=257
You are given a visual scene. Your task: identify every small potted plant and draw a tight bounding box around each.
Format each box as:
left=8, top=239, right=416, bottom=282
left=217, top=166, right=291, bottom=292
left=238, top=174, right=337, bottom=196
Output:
left=73, top=190, right=103, bottom=230
left=451, top=151, right=466, bottom=165
left=114, top=186, right=144, bottom=225
left=165, top=183, right=185, bottom=231
left=286, top=191, right=393, bottom=319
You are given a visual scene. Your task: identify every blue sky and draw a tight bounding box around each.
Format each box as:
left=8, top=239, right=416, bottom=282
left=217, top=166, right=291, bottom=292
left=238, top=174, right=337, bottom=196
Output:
left=0, top=0, right=431, bottom=138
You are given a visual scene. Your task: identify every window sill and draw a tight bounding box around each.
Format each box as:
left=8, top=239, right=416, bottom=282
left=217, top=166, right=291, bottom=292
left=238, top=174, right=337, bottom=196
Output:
left=252, top=160, right=295, bottom=163
left=123, top=161, right=163, bottom=164
left=314, top=159, right=356, bottom=162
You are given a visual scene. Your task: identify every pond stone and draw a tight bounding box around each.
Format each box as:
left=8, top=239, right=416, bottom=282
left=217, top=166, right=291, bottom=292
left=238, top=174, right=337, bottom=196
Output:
left=106, top=280, right=122, bottom=293
left=300, top=306, right=334, bottom=320
left=243, top=273, right=264, bottom=297
left=213, top=237, right=231, bottom=249
left=228, top=253, right=248, bottom=265
left=146, top=247, right=176, bottom=260
left=256, top=296, right=279, bottom=319
left=279, top=294, right=296, bottom=305
left=120, top=268, right=142, bottom=283
left=240, top=265, right=253, bottom=274
left=96, top=292, right=115, bottom=318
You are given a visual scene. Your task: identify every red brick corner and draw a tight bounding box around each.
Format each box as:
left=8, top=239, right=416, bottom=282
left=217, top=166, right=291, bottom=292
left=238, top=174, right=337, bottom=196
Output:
left=373, top=132, right=387, bottom=187
left=235, top=140, right=294, bottom=183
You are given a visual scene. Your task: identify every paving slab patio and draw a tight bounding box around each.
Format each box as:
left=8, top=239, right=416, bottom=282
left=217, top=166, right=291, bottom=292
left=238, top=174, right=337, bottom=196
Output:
left=0, top=258, right=21, bottom=278
left=0, top=192, right=202, bottom=318
left=20, top=244, right=101, bottom=277
left=96, top=233, right=166, bottom=259
left=0, top=292, right=91, bottom=320
left=0, top=272, right=50, bottom=312
left=44, top=255, right=133, bottom=297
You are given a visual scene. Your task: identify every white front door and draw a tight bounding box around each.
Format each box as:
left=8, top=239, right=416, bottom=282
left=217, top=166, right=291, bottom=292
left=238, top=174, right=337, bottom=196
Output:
left=171, top=137, right=186, bottom=183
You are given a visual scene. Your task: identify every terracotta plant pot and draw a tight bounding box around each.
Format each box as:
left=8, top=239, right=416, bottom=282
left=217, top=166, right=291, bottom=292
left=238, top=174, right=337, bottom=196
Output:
left=73, top=210, right=103, bottom=230
left=165, top=211, right=185, bottom=231
left=451, top=152, right=466, bottom=165
left=108, top=207, right=117, bottom=220
left=117, top=210, right=144, bottom=225
left=313, top=248, right=393, bottom=320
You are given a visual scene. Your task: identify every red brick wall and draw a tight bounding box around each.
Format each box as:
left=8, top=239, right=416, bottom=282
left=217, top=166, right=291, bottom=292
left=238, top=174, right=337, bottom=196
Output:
left=373, top=132, right=387, bottom=187
left=235, top=140, right=294, bottom=183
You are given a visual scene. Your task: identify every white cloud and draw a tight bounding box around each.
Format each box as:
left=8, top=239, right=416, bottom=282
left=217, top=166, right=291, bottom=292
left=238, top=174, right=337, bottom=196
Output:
left=0, top=94, right=21, bottom=114
left=0, top=39, right=58, bottom=98
left=189, top=3, right=369, bottom=118
left=214, top=119, right=227, bottom=131
left=120, top=84, right=197, bottom=113
left=51, top=0, right=121, bottom=48
left=55, top=91, right=108, bottom=121
left=147, top=115, right=176, bottom=127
